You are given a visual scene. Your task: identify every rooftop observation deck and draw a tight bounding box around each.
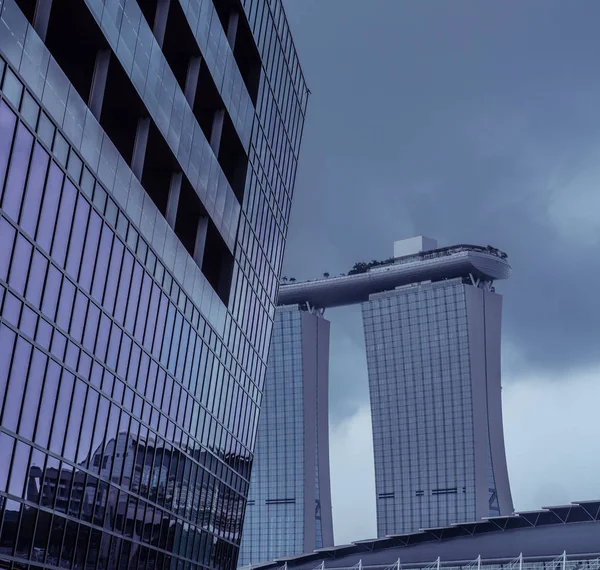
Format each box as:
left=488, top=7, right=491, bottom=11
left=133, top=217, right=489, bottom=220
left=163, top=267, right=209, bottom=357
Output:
left=277, top=245, right=511, bottom=310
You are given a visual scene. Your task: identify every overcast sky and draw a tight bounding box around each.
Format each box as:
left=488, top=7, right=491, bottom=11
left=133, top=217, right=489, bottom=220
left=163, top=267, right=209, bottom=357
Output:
left=282, top=0, right=600, bottom=545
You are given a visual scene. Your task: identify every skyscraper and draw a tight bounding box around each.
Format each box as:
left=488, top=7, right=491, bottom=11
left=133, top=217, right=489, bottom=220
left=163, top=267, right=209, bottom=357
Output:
left=275, top=237, right=513, bottom=539
left=362, top=237, right=513, bottom=536
left=0, top=0, right=307, bottom=568
left=238, top=305, right=333, bottom=567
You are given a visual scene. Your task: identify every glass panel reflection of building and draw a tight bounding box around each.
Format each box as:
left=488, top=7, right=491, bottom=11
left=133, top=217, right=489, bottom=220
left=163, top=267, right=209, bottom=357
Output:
left=0, top=0, right=307, bottom=568
left=4, top=434, right=241, bottom=568
left=238, top=306, right=334, bottom=567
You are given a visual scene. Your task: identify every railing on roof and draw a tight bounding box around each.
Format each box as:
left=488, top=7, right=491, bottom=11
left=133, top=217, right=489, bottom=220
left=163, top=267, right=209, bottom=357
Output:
left=243, top=554, right=600, bottom=570
left=370, top=245, right=508, bottom=273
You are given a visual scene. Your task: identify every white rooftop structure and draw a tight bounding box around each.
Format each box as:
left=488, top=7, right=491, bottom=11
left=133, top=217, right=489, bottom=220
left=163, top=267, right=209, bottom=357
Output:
left=393, top=236, right=438, bottom=258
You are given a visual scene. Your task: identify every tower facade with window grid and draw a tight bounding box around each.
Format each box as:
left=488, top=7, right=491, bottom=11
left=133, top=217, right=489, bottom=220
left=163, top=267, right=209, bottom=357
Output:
left=238, top=305, right=334, bottom=567
left=363, top=276, right=513, bottom=537
left=0, top=0, right=307, bottom=568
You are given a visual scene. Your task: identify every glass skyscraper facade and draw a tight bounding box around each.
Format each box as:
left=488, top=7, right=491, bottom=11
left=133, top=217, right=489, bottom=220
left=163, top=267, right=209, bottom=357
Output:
left=238, top=306, right=333, bottom=567
left=363, top=276, right=513, bottom=537
left=0, top=0, right=307, bottom=569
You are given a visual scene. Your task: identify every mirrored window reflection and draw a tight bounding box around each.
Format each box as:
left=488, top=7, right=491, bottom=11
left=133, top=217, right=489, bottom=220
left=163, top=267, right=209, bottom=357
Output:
left=0, top=499, right=21, bottom=557
left=0, top=433, right=15, bottom=493
left=8, top=441, right=31, bottom=499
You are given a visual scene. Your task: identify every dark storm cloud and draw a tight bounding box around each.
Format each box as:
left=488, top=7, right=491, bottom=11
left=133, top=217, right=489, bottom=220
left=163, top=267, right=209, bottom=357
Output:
left=281, top=0, right=600, bottom=409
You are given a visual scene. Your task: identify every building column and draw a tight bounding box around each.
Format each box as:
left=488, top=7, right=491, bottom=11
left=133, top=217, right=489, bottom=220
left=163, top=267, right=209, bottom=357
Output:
left=165, top=172, right=182, bottom=230
left=153, top=0, right=171, bottom=48
left=210, top=110, right=225, bottom=156
left=32, top=0, right=53, bottom=41
left=131, top=117, right=150, bottom=180
left=183, top=56, right=201, bottom=107
left=193, top=217, right=208, bottom=267
left=226, top=10, right=239, bottom=50
left=89, top=49, right=110, bottom=121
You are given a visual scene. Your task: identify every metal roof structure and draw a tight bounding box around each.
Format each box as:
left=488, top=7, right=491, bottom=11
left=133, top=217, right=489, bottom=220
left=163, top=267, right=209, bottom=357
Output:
left=277, top=245, right=511, bottom=309
left=247, top=501, right=600, bottom=570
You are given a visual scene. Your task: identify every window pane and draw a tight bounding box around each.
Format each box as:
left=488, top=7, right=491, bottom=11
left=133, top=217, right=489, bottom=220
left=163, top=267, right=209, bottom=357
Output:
left=116, top=333, right=131, bottom=379
left=95, top=314, right=111, bottom=361
left=65, top=194, right=90, bottom=279
left=0, top=101, right=18, bottom=200
left=51, top=178, right=77, bottom=267
left=32, top=508, right=51, bottom=561
left=2, top=123, right=34, bottom=221
left=143, top=284, right=161, bottom=350
left=79, top=210, right=102, bottom=293
left=60, top=519, right=78, bottom=567
left=0, top=498, right=21, bottom=557
left=103, top=237, right=124, bottom=315
left=49, top=370, right=75, bottom=454
left=33, top=361, right=60, bottom=450
left=91, top=223, right=113, bottom=303
left=20, top=142, right=50, bottom=237
left=47, top=514, right=66, bottom=566
left=50, top=330, right=67, bottom=360
left=63, top=379, right=86, bottom=461
left=124, top=261, right=143, bottom=333
left=82, top=301, right=100, bottom=353
left=7, top=233, right=33, bottom=296
left=78, top=388, right=99, bottom=466
left=69, top=290, right=88, bottom=343
left=0, top=432, right=15, bottom=492
left=18, top=348, right=47, bottom=441
left=89, top=397, right=109, bottom=474
left=0, top=216, right=16, bottom=282
left=106, top=325, right=122, bottom=370
left=0, top=324, right=17, bottom=405
left=2, top=336, right=33, bottom=431
left=114, top=249, right=134, bottom=324
left=56, top=277, right=76, bottom=331
left=41, top=264, right=62, bottom=320
left=36, top=162, right=64, bottom=253
left=24, top=249, right=48, bottom=309
left=8, top=440, right=31, bottom=498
